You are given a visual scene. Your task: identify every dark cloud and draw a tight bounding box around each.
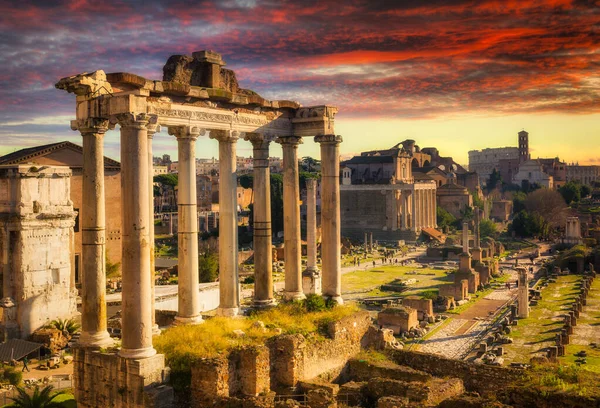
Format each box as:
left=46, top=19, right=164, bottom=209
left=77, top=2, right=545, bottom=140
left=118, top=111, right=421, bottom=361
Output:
left=0, top=0, right=598, bottom=139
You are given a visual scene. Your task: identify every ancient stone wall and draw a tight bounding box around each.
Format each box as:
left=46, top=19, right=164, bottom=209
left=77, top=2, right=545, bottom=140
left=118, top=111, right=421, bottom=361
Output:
left=0, top=165, right=78, bottom=338
left=387, top=349, right=523, bottom=395
left=73, top=348, right=173, bottom=408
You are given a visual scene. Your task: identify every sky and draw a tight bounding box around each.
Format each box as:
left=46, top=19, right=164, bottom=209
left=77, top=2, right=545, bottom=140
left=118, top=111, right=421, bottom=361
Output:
left=1, top=0, right=599, bottom=165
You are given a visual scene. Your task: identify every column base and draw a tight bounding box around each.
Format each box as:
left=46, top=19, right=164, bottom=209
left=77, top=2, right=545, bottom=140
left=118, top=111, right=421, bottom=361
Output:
left=174, top=315, right=204, bottom=325
left=216, top=307, right=240, bottom=317
left=119, top=346, right=157, bottom=360
left=78, top=330, right=114, bottom=348
left=252, top=298, right=278, bottom=309
left=302, top=269, right=322, bottom=295
left=152, top=324, right=162, bottom=335
left=283, top=291, right=306, bottom=301
left=324, top=295, right=344, bottom=305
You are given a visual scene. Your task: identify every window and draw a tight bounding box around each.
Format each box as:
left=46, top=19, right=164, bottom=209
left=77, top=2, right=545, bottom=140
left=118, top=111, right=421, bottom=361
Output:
left=73, top=208, right=80, bottom=232
left=74, top=254, right=80, bottom=284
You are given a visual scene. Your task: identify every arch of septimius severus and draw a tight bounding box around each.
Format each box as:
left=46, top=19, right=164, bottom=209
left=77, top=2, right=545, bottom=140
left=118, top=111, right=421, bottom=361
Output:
left=56, top=51, right=341, bottom=407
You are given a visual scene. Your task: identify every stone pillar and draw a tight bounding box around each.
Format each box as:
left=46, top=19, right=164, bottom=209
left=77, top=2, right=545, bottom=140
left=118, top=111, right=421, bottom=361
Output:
left=245, top=133, right=276, bottom=307
left=364, top=232, right=368, bottom=250
left=432, top=188, right=437, bottom=228
left=401, top=191, right=408, bottom=230
left=316, top=135, right=343, bottom=304
left=472, top=208, right=482, bottom=262
left=412, top=189, right=418, bottom=231
left=303, top=178, right=321, bottom=295
left=211, top=130, right=241, bottom=316
left=277, top=136, right=305, bottom=301
left=116, top=113, right=156, bottom=359
left=462, top=222, right=470, bottom=254
left=169, top=125, right=203, bottom=324
left=72, top=118, right=113, bottom=347
left=517, top=267, right=529, bottom=318
left=147, top=122, right=161, bottom=334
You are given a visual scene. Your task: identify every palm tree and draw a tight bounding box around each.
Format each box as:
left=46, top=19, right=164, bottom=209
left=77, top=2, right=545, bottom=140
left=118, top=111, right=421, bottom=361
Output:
left=46, top=318, right=80, bottom=335
left=9, top=385, right=68, bottom=408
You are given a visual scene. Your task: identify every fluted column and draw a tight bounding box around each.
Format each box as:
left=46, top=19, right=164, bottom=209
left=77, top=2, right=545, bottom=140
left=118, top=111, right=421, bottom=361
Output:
left=433, top=189, right=437, bottom=227
left=401, top=191, right=408, bottom=230
left=169, top=125, right=203, bottom=324
left=116, top=113, right=156, bottom=359
left=412, top=189, right=418, bottom=231
left=147, top=122, right=161, bottom=334
left=211, top=130, right=240, bottom=316
left=316, top=135, right=343, bottom=304
left=245, top=133, right=276, bottom=307
left=72, top=118, right=113, bottom=348
left=277, top=136, right=305, bottom=301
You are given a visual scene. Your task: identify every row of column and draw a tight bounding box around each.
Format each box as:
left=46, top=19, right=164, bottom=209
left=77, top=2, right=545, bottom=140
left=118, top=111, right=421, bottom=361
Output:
left=76, top=113, right=343, bottom=357
left=411, top=188, right=436, bottom=231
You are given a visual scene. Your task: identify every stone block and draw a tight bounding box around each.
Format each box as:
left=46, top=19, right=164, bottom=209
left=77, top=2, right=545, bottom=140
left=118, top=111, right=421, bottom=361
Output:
left=191, top=357, right=229, bottom=405
left=378, top=307, right=418, bottom=334
left=238, top=345, right=270, bottom=396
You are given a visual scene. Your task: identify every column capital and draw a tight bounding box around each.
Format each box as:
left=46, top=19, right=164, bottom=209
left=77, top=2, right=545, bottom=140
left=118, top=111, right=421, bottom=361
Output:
left=244, top=132, right=275, bottom=147
left=210, top=129, right=239, bottom=143
left=168, top=125, right=204, bottom=140
left=71, top=118, right=113, bottom=134
left=147, top=122, right=162, bottom=138
left=314, top=134, right=342, bottom=145
left=112, top=112, right=155, bottom=129
left=276, top=136, right=303, bottom=146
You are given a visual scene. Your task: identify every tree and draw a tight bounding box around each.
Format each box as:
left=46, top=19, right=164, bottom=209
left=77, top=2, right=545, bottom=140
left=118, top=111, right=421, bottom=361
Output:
left=9, top=385, right=68, bottom=408
left=512, top=191, right=527, bottom=214
left=581, top=184, right=591, bottom=198
left=270, top=174, right=284, bottom=237
left=524, top=189, right=568, bottom=230
left=487, top=168, right=502, bottom=192
left=479, top=219, right=497, bottom=238
left=436, top=207, right=456, bottom=230
left=559, top=181, right=581, bottom=205
left=511, top=210, right=544, bottom=237
left=47, top=318, right=80, bottom=335
left=299, top=171, right=319, bottom=191
left=300, top=156, right=320, bottom=172
left=153, top=173, right=178, bottom=187
left=198, top=237, right=219, bottom=283
left=238, top=174, right=253, bottom=190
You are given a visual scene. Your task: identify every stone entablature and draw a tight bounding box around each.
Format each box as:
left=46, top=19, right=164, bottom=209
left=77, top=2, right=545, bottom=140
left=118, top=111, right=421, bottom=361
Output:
left=0, top=165, right=78, bottom=339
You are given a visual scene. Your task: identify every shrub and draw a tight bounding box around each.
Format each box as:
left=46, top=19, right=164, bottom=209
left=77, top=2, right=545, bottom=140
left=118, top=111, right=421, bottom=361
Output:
left=242, top=275, right=255, bottom=284
left=4, top=367, right=22, bottom=386
left=47, top=318, right=80, bottom=335
left=304, top=294, right=326, bottom=312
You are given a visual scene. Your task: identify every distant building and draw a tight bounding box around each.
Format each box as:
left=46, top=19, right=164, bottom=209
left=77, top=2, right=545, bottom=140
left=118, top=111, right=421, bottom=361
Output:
left=513, top=159, right=554, bottom=189
left=468, top=130, right=530, bottom=185
left=340, top=141, right=437, bottom=243
left=153, top=165, right=168, bottom=176
left=566, top=164, right=600, bottom=186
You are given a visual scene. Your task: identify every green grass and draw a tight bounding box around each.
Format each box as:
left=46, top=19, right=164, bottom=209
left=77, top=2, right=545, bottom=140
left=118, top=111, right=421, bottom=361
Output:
left=523, top=362, right=600, bottom=398
left=1, top=392, right=76, bottom=408
left=342, top=265, right=453, bottom=297
left=504, top=275, right=582, bottom=361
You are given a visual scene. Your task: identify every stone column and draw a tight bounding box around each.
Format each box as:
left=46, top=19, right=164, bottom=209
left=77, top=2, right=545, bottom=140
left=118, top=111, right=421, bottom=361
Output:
left=245, top=133, right=276, bottom=307
left=517, top=267, right=529, bottom=318
left=427, top=190, right=433, bottom=228
left=147, top=122, right=161, bottom=334
left=412, top=189, right=418, bottom=231
left=277, top=136, right=305, bottom=301
left=364, top=232, right=368, bottom=250
left=211, top=130, right=241, bottom=316
left=72, top=118, right=113, bottom=347
left=303, top=178, right=321, bottom=295
left=462, top=222, right=470, bottom=254
left=305, top=178, right=319, bottom=271
left=316, top=135, right=343, bottom=304
left=432, top=189, right=437, bottom=228
left=401, top=191, right=408, bottom=230
left=116, top=113, right=156, bottom=359
left=169, top=125, right=203, bottom=324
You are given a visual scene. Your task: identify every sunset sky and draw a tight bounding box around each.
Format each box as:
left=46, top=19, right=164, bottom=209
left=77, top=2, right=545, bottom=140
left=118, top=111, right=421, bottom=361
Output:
left=1, top=0, right=599, bottom=165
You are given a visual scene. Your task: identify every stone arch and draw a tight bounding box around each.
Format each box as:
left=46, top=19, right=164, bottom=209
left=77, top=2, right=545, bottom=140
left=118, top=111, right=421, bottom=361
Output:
left=411, top=158, right=419, bottom=168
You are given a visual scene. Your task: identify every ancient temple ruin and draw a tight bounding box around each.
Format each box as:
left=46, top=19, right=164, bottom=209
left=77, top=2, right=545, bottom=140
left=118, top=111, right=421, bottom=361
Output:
left=56, top=50, right=341, bottom=407
left=0, top=165, right=78, bottom=339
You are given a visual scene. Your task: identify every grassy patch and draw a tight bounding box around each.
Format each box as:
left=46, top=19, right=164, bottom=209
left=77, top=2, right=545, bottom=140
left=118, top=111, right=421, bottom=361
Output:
left=154, top=303, right=360, bottom=373
left=523, top=362, right=600, bottom=398
left=342, top=266, right=453, bottom=297
left=503, top=275, right=582, bottom=363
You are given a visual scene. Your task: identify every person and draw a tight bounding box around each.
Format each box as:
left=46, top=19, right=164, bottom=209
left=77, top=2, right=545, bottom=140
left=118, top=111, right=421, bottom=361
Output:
left=22, top=356, right=30, bottom=373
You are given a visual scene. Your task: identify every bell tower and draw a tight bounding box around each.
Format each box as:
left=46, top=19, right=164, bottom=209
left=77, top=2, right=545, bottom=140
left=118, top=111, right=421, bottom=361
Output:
left=518, top=130, right=530, bottom=162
